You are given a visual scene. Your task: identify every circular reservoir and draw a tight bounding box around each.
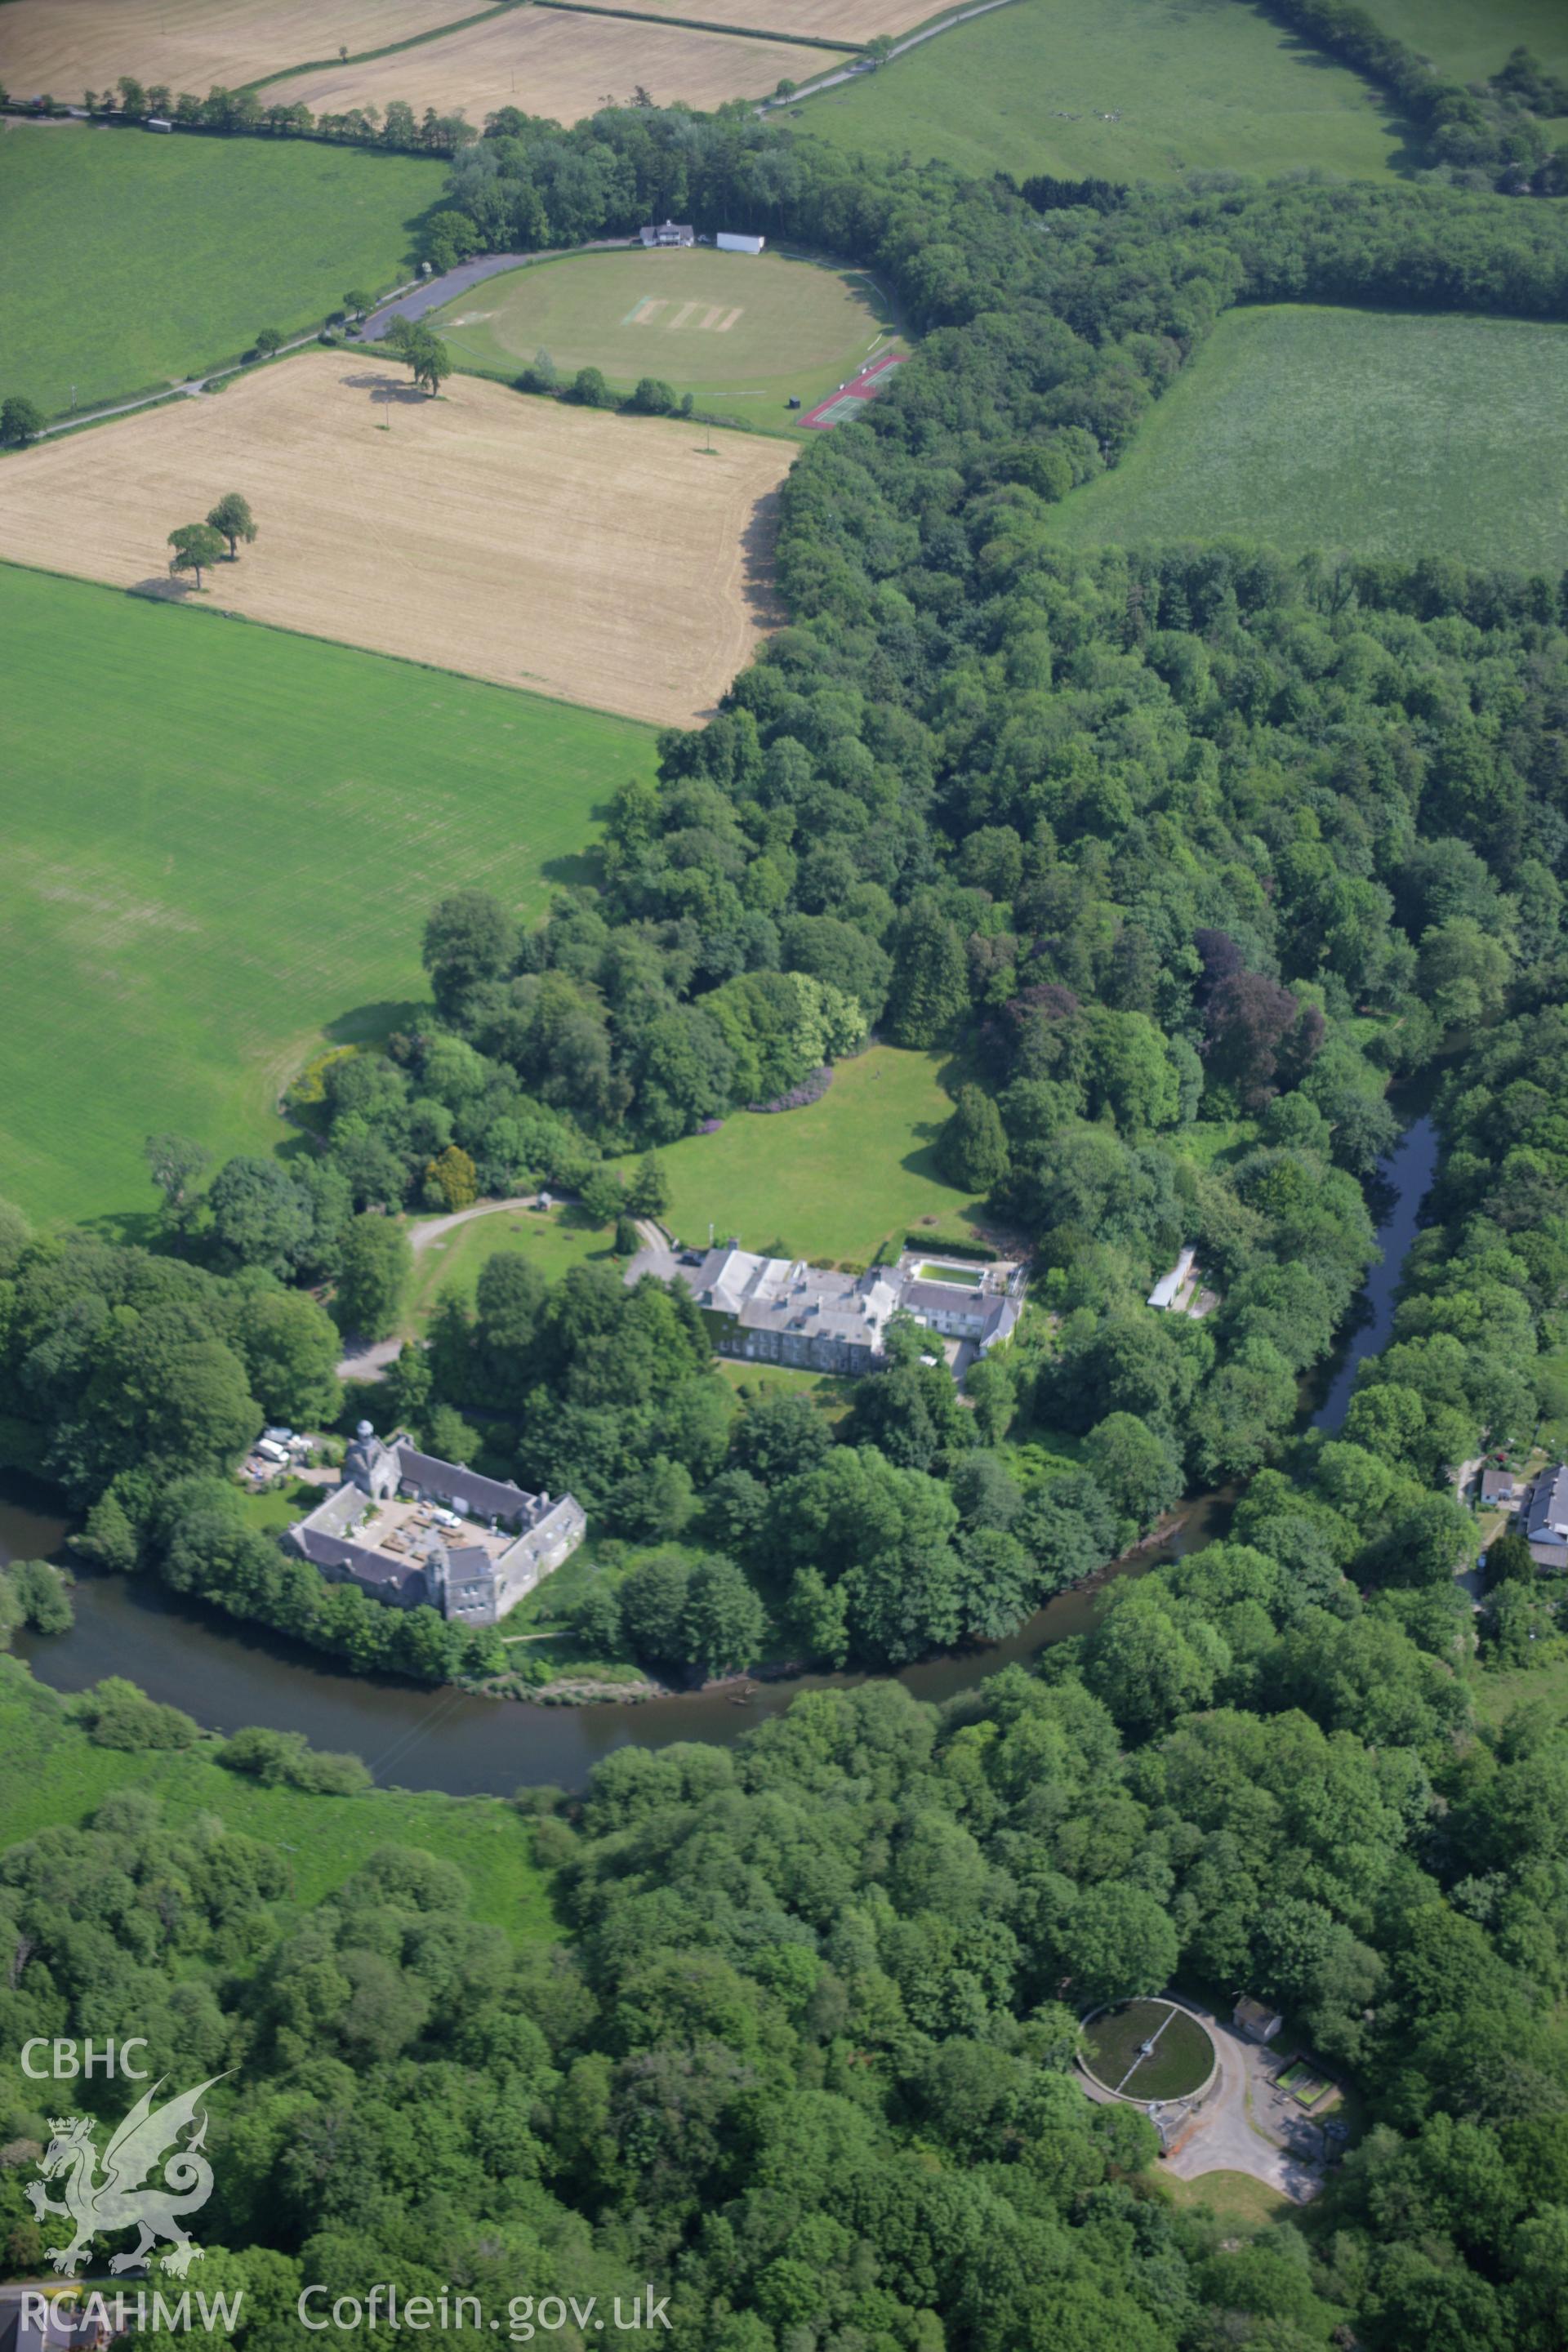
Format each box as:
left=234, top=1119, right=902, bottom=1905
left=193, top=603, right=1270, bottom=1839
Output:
left=1080, top=1998, right=1218, bottom=2102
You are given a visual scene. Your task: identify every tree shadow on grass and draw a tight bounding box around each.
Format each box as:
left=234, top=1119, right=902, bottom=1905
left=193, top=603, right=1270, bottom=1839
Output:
left=128, top=576, right=198, bottom=602
left=324, top=998, right=430, bottom=1045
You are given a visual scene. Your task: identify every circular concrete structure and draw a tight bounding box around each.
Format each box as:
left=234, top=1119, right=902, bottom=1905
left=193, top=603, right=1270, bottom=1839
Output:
left=1079, top=1997, right=1219, bottom=2105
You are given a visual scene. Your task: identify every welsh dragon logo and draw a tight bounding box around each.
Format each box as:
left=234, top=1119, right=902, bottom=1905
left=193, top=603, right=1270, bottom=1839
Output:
left=25, top=2075, right=227, bottom=2278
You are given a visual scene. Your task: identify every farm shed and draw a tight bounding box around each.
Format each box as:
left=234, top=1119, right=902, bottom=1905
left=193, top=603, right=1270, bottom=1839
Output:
left=717, top=231, right=767, bottom=253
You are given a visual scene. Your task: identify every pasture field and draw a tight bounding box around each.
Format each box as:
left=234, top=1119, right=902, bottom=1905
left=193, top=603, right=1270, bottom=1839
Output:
left=1359, top=0, right=1568, bottom=79
left=656, top=1045, right=986, bottom=1263
left=1046, top=305, right=1568, bottom=573
left=0, top=122, right=443, bottom=416
left=0, top=1660, right=558, bottom=1937
left=267, top=8, right=809, bottom=124
left=0, top=353, right=792, bottom=724
left=408, top=1202, right=615, bottom=1334
left=796, top=0, right=1407, bottom=182
left=0, top=0, right=482, bottom=102
left=0, top=562, right=657, bottom=1227
left=429, top=247, right=898, bottom=427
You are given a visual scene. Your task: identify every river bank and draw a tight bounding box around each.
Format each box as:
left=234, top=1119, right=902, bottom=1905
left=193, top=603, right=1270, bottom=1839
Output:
left=1, top=1113, right=1437, bottom=1794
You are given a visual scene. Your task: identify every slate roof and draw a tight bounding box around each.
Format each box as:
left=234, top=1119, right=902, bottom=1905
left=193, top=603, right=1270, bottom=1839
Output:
left=1526, top=1463, right=1568, bottom=1543
left=393, top=1444, right=535, bottom=1526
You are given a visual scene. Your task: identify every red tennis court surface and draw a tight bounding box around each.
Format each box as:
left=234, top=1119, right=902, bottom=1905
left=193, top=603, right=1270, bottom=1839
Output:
left=800, top=350, right=907, bottom=430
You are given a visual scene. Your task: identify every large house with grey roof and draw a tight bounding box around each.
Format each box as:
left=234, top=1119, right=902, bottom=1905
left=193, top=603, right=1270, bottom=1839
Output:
left=1523, top=1462, right=1568, bottom=1571
left=288, top=1426, right=585, bottom=1624
left=675, top=1242, right=1025, bottom=1374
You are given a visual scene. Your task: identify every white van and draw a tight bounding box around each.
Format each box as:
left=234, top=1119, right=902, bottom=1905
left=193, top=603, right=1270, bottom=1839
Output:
left=255, top=1438, right=290, bottom=1467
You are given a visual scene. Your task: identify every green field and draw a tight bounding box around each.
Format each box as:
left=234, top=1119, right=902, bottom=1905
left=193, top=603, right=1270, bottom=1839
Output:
left=0, top=1659, right=557, bottom=1940
left=1083, top=1998, right=1217, bottom=2099
left=795, top=0, right=1408, bottom=184
left=0, top=564, right=656, bottom=1228
left=1047, top=305, right=1568, bottom=572
left=1359, top=0, right=1568, bottom=79
left=408, top=1201, right=617, bottom=1334
left=0, top=122, right=443, bottom=415
left=427, top=247, right=898, bottom=430
left=655, top=1044, right=984, bottom=1263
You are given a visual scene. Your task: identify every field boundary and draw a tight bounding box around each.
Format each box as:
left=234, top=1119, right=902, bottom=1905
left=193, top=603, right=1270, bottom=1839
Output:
left=248, top=2, right=532, bottom=96
left=533, top=0, right=861, bottom=51
left=757, top=0, right=1026, bottom=106
left=0, top=552, right=667, bottom=733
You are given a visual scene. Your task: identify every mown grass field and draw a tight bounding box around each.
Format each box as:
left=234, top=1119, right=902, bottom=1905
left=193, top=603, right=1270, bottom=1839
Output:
left=0, top=563, right=656, bottom=1229
left=429, top=247, right=898, bottom=433
left=1047, top=305, right=1568, bottom=572
left=656, top=1045, right=985, bottom=1263
left=795, top=0, right=1408, bottom=184
left=0, top=123, right=443, bottom=416
left=0, top=1659, right=558, bottom=1940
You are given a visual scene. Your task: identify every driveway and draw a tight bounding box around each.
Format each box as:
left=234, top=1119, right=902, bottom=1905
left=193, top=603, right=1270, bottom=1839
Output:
left=335, top=1194, right=538, bottom=1379
left=1080, top=1998, right=1330, bottom=2203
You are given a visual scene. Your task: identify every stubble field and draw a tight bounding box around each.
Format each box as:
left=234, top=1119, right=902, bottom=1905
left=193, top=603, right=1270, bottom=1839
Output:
left=0, top=0, right=483, bottom=100
left=557, top=0, right=932, bottom=39
left=266, top=8, right=811, bottom=124
left=0, top=352, right=792, bottom=724
left=0, top=561, right=657, bottom=1227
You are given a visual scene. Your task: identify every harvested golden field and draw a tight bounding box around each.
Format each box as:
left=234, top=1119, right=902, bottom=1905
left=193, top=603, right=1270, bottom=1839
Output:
left=265, top=7, right=810, bottom=122
left=0, top=0, right=476, bottom=101
left=567, top=0, right=938, bottom=42
left=0, top=354, right=791, bottom=725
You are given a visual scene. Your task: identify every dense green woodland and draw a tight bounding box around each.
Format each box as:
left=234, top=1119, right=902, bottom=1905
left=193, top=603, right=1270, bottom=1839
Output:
left=3, top=100, right=1568, bottom=2352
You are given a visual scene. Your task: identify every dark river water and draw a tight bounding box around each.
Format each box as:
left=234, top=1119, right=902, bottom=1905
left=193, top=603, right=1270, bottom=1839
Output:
left=2, top=1117, right=1437, bottom=1795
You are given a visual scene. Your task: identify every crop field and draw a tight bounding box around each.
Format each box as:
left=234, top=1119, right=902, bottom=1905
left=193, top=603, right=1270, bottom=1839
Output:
left=0, top=562, right=657, bottom=1227
left=796, top=0, right=1407, bottom=182
left=0, top=353, right=792, bottom=724
left=430, top=247, right=898, bottom=427
left=1046, top=305, right=1568, bottom=573
left=1082, top=2000, right=1217, bottom=2100
left=0, top=0, right=482, bottom=101
left=0, top=122, right=443, bottom=416
left=267, top=7, right=809, bottom=124
left=656, top=1045, right=986, bottom=1263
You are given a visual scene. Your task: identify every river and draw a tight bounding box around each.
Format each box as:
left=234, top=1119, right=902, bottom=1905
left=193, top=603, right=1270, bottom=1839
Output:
left=1, top=1118, right=1437, bottom=1796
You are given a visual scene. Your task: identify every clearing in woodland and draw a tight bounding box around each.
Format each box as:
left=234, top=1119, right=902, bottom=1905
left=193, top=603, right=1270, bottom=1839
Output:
left=1356, top=0, right=1567, bottom=80
left=0, top=562, right=656, bottom=1229
left=0, top=0, right=481, bottom=102
left=265, top=9, right=811, bottom=124
left=0, top=353, right=792, bottom=726
left=0, top=122, right=442, bottom=416
left=429, top=247, right=898, bottom=428
left=796, top=0, right=1410, bottom=182
left=1045, top=305, right=1568, bottom=574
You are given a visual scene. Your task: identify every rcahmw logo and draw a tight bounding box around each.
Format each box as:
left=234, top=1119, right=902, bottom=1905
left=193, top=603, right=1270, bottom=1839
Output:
left=21, top=2050, right=230, bottom=2282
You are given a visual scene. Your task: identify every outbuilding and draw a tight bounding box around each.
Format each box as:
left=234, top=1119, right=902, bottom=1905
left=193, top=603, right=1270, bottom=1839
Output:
left=639, top=220, right=694, bottom=247
left=717, top=232, right=766, bottom=255
left=145, top=116, right=173, bottom=131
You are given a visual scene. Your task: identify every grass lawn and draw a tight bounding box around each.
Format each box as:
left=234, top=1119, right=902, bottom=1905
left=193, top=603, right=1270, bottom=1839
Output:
left=1083, top=1998, right=1217, bottom=2099
left=795, top=0, right=1408, bottom=185
left=654, top=1044, right=984, bottom=1264
left=1047, top=305, right=1568, bottom=574
left=0, top=564, right=655, bottom=1229
left=427, top=246, right=902, bottom=437
left=715, top=1359, right=857, bottom=1419
left=1156, top=2170, right=1294, bottom=2232
left=407, top=1202, right=617, bottom=1335
left=0, top=1658, right=558, bottom=1940
left=0, top=123, right=443, bottom=416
